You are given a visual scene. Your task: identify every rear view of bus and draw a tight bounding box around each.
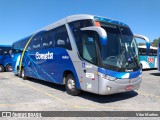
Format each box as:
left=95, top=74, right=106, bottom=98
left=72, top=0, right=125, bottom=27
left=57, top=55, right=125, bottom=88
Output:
left=15, top=14, right=142, bottom=95
left=0, top=45, right=12, bottom=72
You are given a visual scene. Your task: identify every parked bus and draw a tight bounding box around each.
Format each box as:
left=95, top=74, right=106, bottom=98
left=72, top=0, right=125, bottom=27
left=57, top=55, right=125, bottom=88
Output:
left=12, top=14, right=143, bottom=95
left=134, top=34, right=157, bottom=69
left=138, top=46, right=157, bottom=69
left=158, top=42, right=160, bottom=71
left=0, top=45, right=12, bottom=72
left=12, top=37, right=30, bottom=75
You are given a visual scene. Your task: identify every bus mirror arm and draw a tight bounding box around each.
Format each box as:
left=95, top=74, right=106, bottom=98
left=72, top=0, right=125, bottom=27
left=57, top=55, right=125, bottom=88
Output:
left=80, top=26, right=107, bottom=38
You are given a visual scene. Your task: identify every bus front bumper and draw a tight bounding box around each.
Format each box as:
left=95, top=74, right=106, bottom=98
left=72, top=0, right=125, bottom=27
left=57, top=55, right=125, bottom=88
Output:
left=98, top=76, right=142, bottom=95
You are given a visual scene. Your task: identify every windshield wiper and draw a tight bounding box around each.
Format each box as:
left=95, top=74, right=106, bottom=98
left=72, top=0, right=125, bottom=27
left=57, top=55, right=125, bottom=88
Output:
left=128, top=47, right=139, bottom=67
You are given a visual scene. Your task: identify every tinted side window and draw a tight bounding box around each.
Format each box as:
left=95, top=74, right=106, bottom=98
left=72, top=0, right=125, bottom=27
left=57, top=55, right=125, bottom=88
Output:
left=55, top=25, right=72, bottom=50
left=0, top=47, right=3, bottom=55
left=13, top=38, right=28, bottom=53
left=42, top=31, right=55, bottom=48
left=32, top=35, right=41, bottom=50
left=69, top=20, right=92, bottom=54
left=151, top=49, right=157, bottom=56
left=27, top=39, right=33, bottom=51
left=0, top=47, right=11, bottom=55
left=69, top=20, right=92, bottom=38
left=138, top=48, right=146, bottom=55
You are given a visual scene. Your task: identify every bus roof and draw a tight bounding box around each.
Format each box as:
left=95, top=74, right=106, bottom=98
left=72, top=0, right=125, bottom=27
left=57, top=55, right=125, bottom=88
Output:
left=12, top=35, right=33, bottom=45
left=36, top=14, right=129, bottom=33
left=13, top=14, right=130, bottom=44
left=0, top=45, right=11, bottom=47
left=138, top=45, right=157, bottom=50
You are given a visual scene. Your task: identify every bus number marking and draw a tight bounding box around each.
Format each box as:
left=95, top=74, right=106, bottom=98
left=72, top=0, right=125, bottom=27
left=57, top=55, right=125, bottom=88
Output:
left=148, top=58, right=154, bottom=63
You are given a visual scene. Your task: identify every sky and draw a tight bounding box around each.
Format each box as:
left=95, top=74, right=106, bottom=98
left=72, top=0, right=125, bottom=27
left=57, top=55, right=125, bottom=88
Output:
left=0, top=0, right=160, bottom=45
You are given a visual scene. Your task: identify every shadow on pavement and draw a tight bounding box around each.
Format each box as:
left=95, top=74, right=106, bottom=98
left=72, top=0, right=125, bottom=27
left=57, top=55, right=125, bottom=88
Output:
left=26, top=77, right=138, bottom=103
left=78, top=91, right=138, bottom=103
left=150, top=72, right=160, bottom=76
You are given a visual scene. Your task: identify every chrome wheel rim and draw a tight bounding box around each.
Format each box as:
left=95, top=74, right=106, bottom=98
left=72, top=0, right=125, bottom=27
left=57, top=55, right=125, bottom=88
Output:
left=0, top=66, right=2, bottom=71
left=22, top=70, right=24, bottom=78
left=7, top=66, right=12, bottom=72
left=67, top=78, right=75, bottom=90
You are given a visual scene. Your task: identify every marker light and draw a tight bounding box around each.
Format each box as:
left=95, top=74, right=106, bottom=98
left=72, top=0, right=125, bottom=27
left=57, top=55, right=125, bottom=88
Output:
left=94, top=21, right=101, bottom=27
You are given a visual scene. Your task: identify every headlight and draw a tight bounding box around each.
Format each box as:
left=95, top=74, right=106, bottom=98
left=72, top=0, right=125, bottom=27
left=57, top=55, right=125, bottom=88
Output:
left=101, top=74, right=117, bottom=81
left=106, top=75, right=117, bottom=81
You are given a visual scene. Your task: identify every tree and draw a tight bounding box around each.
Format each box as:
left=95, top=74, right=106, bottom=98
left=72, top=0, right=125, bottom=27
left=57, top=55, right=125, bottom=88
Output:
left=151, top=37, right=160, bottom=47
left=138, top=43, right=145, bottom=46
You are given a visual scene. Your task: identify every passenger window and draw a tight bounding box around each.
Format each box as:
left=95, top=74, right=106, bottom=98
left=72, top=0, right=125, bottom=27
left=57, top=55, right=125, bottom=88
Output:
left=3, top=48, right=8, bottom=55
left=32, top=35, right=41, bottom=50
left=55, top=25, right=72, bottom=50
left=0, top=48, right=2, bottom=55
left=42, top=32, right=54, bottom=48
left=69, top=20, right=92, bottom=54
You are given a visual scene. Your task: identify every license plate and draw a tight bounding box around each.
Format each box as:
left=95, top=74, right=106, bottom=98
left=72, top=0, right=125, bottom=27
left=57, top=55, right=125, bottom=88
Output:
left=125, top=85, right=133, bottom=90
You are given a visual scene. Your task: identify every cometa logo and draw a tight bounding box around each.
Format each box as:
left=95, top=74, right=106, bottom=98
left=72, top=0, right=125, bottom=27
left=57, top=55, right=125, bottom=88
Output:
left=36, top=52, right=53, bottom=59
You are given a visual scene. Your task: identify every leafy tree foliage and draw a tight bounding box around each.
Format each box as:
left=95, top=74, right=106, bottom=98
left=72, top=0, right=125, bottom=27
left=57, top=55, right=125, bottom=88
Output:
left=151, top=37, right=160, bottom=47
left=138, top=37, right=160, bottom=47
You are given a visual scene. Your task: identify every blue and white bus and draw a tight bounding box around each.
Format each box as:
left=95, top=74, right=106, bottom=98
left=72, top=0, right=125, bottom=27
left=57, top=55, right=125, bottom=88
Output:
left=12, top=14, right=142, bottom=95
left=0, top=45, right=12, bottom=72
left=158, top=42, right=160, bottom=71
left=138, top=46, right=157, bottom=69
left=134, top=34, right=157, bottom=69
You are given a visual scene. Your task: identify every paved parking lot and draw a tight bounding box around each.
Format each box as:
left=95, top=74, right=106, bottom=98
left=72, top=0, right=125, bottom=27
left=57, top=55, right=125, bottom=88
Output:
left=0, top=70, right=159, bottom=114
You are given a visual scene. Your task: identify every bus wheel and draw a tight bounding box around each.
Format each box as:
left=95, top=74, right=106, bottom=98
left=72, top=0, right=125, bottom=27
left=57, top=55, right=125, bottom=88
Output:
left=65, top=74, right=81, bottom=96
left=17, top=68, right=22, bottom=78
left=0, top=65, right=4, bottom=72
left=21, top=68, right=27, bottom=80
left=6, top=64, right=12, bottom=72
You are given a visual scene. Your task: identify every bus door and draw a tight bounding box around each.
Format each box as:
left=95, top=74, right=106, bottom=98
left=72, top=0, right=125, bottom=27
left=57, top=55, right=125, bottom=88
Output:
left=79, top=31, right=100, bottom=94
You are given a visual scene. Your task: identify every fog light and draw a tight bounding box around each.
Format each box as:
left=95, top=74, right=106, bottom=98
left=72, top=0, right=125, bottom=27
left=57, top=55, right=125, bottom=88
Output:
left=107, top=86, right=111, bottom=91
left=139, top=75, right=142, bottom=78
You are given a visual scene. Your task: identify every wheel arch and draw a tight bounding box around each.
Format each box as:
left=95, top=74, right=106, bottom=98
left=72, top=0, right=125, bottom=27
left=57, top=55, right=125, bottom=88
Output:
left=63, top=69, right=81, bottom=89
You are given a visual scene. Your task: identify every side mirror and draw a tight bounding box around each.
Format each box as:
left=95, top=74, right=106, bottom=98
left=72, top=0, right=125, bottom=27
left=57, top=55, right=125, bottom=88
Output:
left=134, top=34, right=150, bottom=54
left=81, top=26, right=107, bottom=45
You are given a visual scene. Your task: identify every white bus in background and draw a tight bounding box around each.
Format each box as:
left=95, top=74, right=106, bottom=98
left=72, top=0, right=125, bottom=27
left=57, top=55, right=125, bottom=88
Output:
left=138, top=45, right=157, bottom=69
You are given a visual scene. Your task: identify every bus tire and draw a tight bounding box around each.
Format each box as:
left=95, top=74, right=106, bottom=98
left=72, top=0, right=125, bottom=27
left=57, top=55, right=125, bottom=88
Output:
left=21, top=68, right=27, bottom=80
left=65, top=74, right=81, bottom=96
left=0, top=65, right=4, bottom=72
left=6, top=64, right=12, bottom=72
left=17, top=68, right=22, bottom=78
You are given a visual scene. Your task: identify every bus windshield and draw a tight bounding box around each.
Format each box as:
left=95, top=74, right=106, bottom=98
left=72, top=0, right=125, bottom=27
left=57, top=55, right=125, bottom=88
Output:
left=99, top=22, right=140, bottom=71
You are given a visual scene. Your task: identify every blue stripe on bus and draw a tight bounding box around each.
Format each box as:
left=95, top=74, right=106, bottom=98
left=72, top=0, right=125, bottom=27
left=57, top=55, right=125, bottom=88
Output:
left=98, top=67, right=141, bottom=79
left=22, top=48, right=81, bottom=89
